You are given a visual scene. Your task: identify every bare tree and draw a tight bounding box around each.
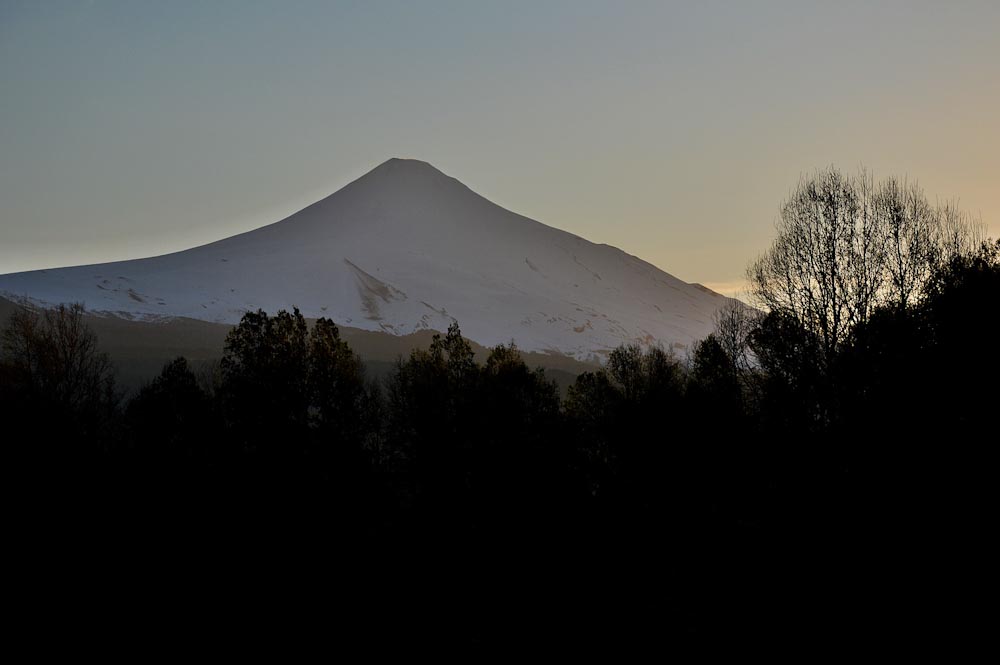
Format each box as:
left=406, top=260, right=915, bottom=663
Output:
left=2, top=303, right=115, bottom=406
left=711, top=299, right=759, bottom=375
left=0, top=302, right=118, bottom=442
left=935, top=200, right=987, bottom=266
left=748, top=167, right=876, bottom=363
left=844, top=169, right=886, bottom=326
left=747, top=166, right=986, bottom=363
left=875, top=176, right=938, bottom=309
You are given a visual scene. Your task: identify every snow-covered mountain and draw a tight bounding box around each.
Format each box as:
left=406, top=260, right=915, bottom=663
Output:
left=0, top=158, right=730, bottom=361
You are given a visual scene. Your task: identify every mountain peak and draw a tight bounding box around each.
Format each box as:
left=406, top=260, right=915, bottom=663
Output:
left=381, top=156, right=434, bottom=167
left=346, top=157, right=468, bottom=202
left=373, top=157, right=445, bottom=176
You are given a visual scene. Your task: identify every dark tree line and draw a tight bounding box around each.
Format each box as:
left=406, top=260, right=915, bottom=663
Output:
left=3, top=171, right=995, bottom=649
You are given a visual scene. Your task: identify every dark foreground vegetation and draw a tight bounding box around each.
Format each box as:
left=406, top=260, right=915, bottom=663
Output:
left=3, top=169, right=997, bottom=651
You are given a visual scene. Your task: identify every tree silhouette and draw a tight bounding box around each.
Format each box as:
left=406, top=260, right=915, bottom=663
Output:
left=125, top=356, right=215, bottom=460
left=220, top=308, right=310, bottom=456
left=383, top=323, right=481, bottom=528
left=564, top=368, right=621, bottom=501
left=306, top=316, right=374, bottom=496
left=308, top=317, right=366, bottom=436
left=0, top=302, right=117, bottom=454
left=474, top=342, right=563, bottom=529
left=918, top=239, right=1000, bottom=436
left=689, top=334, right=742, bottom=417
left=748, top=166, right=985, bottom=366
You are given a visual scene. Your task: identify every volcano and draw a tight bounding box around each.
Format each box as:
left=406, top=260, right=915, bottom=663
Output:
left=0, top=158, right=730, bottom=360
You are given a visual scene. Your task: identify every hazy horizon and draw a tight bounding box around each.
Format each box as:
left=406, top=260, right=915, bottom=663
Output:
left=2, top=1, right=998, bottom=296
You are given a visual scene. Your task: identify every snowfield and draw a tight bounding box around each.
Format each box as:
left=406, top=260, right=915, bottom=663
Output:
left=0, top=158, right=731, bottom=361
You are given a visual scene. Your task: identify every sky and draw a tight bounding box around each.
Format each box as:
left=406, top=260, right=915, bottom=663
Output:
left=1, top=1, right=998, bottom=296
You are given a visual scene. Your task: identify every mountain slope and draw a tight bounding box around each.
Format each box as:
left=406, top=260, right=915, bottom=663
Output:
left=0, top=158, right=730, bottom=360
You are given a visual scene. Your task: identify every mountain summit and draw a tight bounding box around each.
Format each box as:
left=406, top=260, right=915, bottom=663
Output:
left=0, top=159, right=730, bottom=360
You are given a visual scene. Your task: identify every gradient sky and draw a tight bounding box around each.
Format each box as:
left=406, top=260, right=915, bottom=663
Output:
left=2, top=1, right=997, bottom=296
